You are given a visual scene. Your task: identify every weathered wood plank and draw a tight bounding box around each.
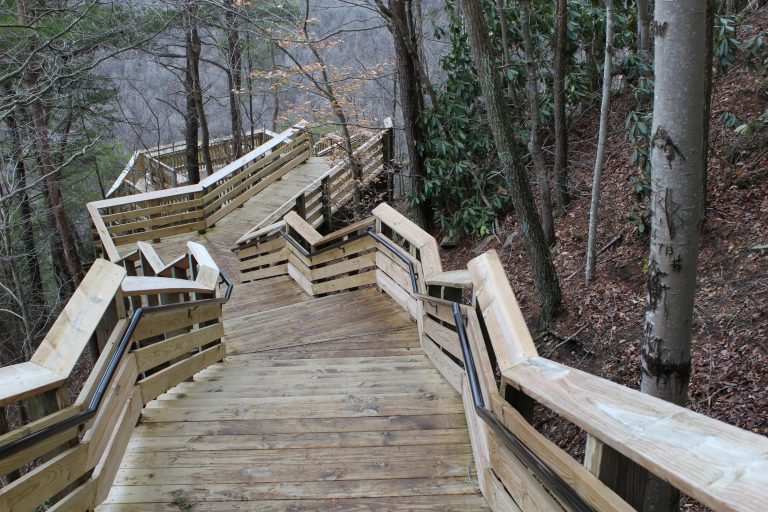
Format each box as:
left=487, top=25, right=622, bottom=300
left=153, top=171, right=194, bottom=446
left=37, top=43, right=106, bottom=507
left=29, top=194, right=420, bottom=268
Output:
left=32, top=260, right=126, bottom=377
left=139, top=344, right=226, bottom=404
left=503, top=356, right=768, bottom=512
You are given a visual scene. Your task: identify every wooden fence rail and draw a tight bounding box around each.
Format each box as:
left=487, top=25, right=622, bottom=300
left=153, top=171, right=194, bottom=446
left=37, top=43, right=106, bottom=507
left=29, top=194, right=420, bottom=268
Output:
left=107, top=128, right=276, bottom=197
left=234, top=203, right=768, bottom=512
left=237, top=119, right=394, bottom=240
left=90, top=122, right=393, bottom=267
left=0, top=244, right=230, bottom=512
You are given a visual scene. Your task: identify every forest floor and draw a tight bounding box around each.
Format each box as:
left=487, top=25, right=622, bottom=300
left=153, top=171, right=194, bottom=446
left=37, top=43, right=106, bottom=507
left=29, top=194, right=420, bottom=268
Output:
left=432, top=8, right=768, bottom=508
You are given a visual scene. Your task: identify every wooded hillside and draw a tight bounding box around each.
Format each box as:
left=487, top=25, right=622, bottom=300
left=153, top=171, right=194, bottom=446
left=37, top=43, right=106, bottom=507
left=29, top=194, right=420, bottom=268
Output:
left=1, top=1, right=767, bottom=508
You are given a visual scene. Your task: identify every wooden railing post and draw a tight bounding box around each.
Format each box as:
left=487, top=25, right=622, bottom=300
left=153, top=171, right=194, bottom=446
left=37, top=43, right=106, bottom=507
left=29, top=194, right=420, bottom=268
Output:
left=584, top=435, right=648, bottom=510
left=320, top=176, right=333, bottom=231
left=295, top=193, right=307, bottom=220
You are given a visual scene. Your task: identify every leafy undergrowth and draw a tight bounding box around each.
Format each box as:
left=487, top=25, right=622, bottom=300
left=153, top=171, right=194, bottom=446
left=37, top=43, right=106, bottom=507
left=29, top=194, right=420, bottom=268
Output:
left=434, top=7, right=767, bottom=509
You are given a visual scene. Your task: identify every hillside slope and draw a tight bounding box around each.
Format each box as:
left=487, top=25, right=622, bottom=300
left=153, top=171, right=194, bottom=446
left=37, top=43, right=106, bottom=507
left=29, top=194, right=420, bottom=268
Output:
left=438, top=5, right=768, bottom=461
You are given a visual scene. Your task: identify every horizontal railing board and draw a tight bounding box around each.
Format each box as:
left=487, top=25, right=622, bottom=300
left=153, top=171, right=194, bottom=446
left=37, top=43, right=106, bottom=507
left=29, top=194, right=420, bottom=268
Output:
left=502, top=356, right=768, bottom=512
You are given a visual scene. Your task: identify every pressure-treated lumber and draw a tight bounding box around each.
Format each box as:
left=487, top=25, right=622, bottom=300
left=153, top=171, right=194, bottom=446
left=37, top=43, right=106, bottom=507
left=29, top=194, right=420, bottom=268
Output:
left=468, top=250, right=537, bottom=370
left=100, top=278, right=489, bottom=511
left=0, top=363, right=65, bottom=406
left=502, top=356, right=768, bottom=512
left=32, top=259, right=126, bottom=377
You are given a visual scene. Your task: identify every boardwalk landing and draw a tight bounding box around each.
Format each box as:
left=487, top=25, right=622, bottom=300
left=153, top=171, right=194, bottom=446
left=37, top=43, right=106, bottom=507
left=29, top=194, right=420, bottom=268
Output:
left=119, top=157, right=332, bottom=282
left=98, top=174, right=490, bottom=510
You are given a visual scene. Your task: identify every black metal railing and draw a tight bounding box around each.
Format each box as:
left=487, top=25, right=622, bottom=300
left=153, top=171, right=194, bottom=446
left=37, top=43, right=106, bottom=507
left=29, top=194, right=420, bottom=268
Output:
left=451, top=302, right=594, bottom=512
left=0, top=271, right=233, bottom=461
left=247, top=219, right=592, bottom=510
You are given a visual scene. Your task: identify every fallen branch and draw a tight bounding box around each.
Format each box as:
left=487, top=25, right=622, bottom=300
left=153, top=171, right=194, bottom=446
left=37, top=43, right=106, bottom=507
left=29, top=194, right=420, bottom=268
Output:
left=542, top=324, right=589, bottom=357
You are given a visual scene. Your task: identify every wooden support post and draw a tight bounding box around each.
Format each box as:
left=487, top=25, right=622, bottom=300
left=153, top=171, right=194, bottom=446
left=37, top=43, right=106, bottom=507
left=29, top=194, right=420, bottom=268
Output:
left=0, top=406, right=21, bottom=482
left=321, top=177, right=333, bottom=232
left=295, top=193, right=307, bottom=220
left=309, top=131, right=316, bottom=156
left=584, top=434, right=648, bottom=509
left=197, top=191, right=209, bottom=233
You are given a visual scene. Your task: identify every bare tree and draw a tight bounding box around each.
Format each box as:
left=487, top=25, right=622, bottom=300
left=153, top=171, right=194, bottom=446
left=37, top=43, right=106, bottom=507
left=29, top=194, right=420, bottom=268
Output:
left=585, top=0, right=615, bottom=283
left=183, top=1, right=202, bottom=183
left=553, top=0, right=569, bottom=214
left=457, top=0, right=562, bottom=322
left=224, top=0, right=245, bottom=158
left=636, top=0, right=652, bottom=55
left=374, top=0, right=434, bottom=230
left=641, top=1, right=707, bottom=509
left=519, top=0, right=555, bottom=245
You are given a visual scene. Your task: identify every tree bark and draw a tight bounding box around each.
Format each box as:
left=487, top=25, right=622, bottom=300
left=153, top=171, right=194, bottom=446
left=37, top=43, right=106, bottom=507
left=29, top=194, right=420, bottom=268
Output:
left=457, top=0, right=562, bottom=322
left=519, top=0, right=555, bottom=246
left=641, top=2, right=707, bottom=510
left=184, top=2, right=201, bottom=184
left=702, top=0, right=715, bottom=221
left=224, top=0, right=244, bottom=159
left=30, top=93, right=83, bottom=289
left=636, top=0, right=651, bottom=55
left=553, top=0, right=569, bottom=213
left=4, top=93, right=44, bottom=309
left=189, top=14, right=213, bottom=176
left=17, top=0, right=83, bottom=289
left=495, top=0, right=524, bottom=121
left=270, top=43, right=280, bottom=132
left=585, top=0, right=614, bottom=283
left=384, top=0, right=433, bottom=230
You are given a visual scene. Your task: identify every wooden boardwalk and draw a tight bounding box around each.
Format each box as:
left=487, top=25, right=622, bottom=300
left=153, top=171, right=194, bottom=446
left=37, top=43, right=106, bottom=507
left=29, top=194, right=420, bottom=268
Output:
left=125, top=157, right=332, bottom=282
left=99, top=278, right=488, bottom=510
left=98, top=170, right=490, bottom=511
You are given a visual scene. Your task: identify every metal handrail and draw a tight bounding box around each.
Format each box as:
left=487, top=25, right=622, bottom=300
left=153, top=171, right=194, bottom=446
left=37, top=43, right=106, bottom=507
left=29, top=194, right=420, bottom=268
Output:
left=451, top=302, right=594, bottom=512
left=0, top=271, right=233, bottom=460
left=241, top=218, right=593, bottom=508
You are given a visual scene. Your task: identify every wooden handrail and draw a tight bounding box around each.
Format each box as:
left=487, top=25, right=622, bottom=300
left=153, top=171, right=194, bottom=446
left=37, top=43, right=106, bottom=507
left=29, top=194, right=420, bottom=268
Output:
left=199, top=123, right=304, bottom=187
left=234, top=203, right=768, bottom=512
left=31, top=260, right=126, bottom=379
left=0, top=243, right=230, bottom=511
left=90, top=124, right=310, bottom=264
left=467, top=251, right=538, bottom=370
left=107, top=128, right=273, bottom=197
left=238, top=122, right=393, bottom=239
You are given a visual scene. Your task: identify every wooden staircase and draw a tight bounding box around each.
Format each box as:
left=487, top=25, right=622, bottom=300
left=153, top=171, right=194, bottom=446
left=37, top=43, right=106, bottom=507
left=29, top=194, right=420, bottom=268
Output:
left=99, top=279, right=490, bottom=510
left=4, top=121, right=768, bottom=512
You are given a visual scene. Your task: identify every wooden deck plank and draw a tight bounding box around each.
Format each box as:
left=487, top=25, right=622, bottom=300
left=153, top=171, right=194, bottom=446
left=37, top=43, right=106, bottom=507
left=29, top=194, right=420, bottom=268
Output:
left=97, top=495, right=490, bottom=511
left=103, top=477, right=481, bottom=503
left=100, top=277, right=489, bottom=510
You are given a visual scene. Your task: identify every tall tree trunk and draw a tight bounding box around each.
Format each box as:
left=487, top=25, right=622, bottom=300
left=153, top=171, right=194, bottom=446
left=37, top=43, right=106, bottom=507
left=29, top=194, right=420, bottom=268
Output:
left=636, top=0, right=651, bottom=55
left=29, top=96, right=83, bottom=288
left=245, top=30, right=256, bottom=149
left=387, top=0, right=433, bottom=230
left=553, top=0, right=569, bottom=214
left=585, top=0, right=615, bottom=283
left=224, top=0, right=244, bottom=159
left=588, top=29, right=604, bottom=95
left=184, top=3, right=201, bottom=184
left=457, top=0, right=562, bottom=322
left=270, top=43, right=280, bottom=132
left=641, top=2, right=706, bottom=510
left=520, top=0, right=555, bottom=246
left=190, top=18, right=214, bottom=176
left=4, top=93, right=44, bottom=308
left=18, top=1, right=83, bottom=288
left=41, top=183, right=74, bottom=301
left=495, top=0, right=524, bottom=121
left=702, top=0, right=715, bottom=221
